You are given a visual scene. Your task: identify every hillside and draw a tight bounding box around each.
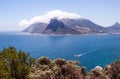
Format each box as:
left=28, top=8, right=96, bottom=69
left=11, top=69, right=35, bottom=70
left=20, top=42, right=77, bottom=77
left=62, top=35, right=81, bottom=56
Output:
left=29, top=56, right=120, bottom=79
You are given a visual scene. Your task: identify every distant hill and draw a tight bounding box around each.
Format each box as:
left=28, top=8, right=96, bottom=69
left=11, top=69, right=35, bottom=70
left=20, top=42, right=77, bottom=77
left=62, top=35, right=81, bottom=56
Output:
left=23, top=18, right=120, bottom=35
left=107, top=22, right=120, bottom=33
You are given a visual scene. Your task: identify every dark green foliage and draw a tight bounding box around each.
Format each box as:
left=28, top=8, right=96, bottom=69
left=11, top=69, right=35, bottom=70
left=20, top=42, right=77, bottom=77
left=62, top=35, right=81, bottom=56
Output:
left=0, top=46, right=35, bottom=79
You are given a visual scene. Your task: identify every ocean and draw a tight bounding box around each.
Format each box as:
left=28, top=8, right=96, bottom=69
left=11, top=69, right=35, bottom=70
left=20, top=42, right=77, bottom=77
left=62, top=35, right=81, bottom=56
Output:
left=0, top=32, right=120, bottom=71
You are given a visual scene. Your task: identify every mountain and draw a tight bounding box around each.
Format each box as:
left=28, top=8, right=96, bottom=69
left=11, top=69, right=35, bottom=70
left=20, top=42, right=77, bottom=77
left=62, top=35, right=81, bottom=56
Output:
left=23, top=17, right=120, bottom=35
left=107, top=22, right=120, bottom=33
left=23, top=23, right=48, bottom=33
left=60, top=18, right=106, bottom=34
left=109, top=22, right=120, bottom=29
left=42, top=19, right=80, bottom=34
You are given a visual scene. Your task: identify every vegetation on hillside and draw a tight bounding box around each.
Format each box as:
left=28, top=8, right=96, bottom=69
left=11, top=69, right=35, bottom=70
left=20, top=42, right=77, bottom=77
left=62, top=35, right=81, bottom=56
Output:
left=29, top=56, right=86, bottom=79
left=0, top=46, right=120, bottom=79
left=29, top=56, right=120, bottom=79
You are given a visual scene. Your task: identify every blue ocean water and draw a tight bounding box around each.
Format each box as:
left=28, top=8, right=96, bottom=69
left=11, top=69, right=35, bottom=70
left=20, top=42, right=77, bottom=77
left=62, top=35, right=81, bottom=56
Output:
left=0, top=32, right=120, bottom=71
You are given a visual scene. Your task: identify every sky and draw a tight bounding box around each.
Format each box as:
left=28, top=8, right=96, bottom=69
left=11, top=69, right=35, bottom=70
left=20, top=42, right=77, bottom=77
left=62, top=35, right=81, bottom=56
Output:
left=0, top=0, right=120, bottom=31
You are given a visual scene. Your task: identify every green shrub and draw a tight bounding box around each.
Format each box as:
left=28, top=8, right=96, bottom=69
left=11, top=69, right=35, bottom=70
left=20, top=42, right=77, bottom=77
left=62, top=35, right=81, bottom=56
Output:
left=0, top=46, right=35, bottom=79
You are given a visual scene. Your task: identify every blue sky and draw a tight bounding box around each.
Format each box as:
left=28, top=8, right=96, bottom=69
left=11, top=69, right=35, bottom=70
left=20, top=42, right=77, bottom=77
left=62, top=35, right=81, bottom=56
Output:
left=0, top=0, right=120, bottom=31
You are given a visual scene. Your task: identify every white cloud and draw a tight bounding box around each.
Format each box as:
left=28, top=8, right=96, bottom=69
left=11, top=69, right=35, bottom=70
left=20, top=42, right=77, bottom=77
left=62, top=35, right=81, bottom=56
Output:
left=19, top=10, right=81, bottom=26
left=19, top=20, right=29, bottom=26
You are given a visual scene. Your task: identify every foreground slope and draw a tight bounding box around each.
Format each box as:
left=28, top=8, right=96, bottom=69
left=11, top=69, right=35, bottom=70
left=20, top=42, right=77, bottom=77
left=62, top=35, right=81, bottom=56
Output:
left=29, top=56, right=120, bottom=79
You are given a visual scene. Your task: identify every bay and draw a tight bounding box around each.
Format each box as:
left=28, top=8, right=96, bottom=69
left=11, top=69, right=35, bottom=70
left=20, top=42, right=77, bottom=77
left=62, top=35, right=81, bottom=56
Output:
left=0, top=32, right=120, bottom=71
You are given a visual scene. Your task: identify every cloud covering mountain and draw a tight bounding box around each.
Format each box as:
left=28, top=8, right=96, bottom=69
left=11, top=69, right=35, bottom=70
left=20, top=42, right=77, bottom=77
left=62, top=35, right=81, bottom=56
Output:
left=19, top=10, right=81, bottom=27
left=22, top=10, right=120, bottom=35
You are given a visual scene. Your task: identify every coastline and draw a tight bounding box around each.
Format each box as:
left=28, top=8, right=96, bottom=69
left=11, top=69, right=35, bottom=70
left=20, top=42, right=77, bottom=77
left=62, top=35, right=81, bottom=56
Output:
left=12, top=32, right=120, bottom=36
left=1, top=31, right=120, bottom=36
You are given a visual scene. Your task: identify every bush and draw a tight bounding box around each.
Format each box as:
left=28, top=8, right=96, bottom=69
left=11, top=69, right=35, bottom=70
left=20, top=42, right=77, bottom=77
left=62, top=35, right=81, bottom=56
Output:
left=29, top=57, right=86, bottom=79
left=54, top=58, right=67, bottom=66
left=0, top=46, right=35, bottom=79
left=37, top=56, right=51, bottom=65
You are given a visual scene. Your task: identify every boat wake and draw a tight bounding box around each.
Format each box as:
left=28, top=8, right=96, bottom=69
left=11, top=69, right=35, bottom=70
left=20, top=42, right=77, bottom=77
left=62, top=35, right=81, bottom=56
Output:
left=74, top=48, right=99, bottom=57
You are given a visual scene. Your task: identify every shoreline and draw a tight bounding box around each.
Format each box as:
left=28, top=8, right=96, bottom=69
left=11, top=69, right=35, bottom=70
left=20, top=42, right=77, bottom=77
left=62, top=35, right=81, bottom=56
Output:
left=9, top=32, right=120, bottom=36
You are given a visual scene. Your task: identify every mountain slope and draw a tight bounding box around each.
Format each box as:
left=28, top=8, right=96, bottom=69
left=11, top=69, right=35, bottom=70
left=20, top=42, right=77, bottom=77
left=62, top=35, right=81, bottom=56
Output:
left=23, top=23, right=48, bottom=33
left=60, top=18, right=106, bottom=33
left=42, top=19, right=80, bottom=34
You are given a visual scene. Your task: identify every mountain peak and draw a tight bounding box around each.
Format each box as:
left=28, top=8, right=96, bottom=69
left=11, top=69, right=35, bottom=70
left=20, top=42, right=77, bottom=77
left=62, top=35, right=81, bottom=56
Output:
left=114, top=22, right=120, bottom=26
left=45, top=19, right=65, bottom=32
left=111, top=22, right=120, bottom=27
left=108, top=22, right=120, bottom=31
